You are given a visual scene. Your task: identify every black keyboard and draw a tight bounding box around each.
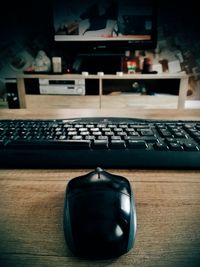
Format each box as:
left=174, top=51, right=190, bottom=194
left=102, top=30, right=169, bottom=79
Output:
left=0, top=117, right=200, bottom=169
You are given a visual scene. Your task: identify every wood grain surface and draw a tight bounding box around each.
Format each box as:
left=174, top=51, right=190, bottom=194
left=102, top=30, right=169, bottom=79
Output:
left=0, top=170, right=200, bottom=267
left=24, top=94, right=179, bottom=109
left=0, top=109, right=200, bottom=267
left=1, top=108, right=200, bottom=120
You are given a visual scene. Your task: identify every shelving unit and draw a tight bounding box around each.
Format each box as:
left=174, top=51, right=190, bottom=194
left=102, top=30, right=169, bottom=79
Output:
left=16, top=73, right=189, bottom=109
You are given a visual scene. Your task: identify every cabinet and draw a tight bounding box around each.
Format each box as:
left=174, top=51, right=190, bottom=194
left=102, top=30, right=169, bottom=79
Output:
left=16, top=73, right=189, bottom=109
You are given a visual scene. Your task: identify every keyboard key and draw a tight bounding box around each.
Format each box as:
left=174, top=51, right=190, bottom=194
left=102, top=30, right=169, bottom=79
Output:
left=183, top=143, right=199, bottom=151
left=153, top=143, right=169, bottom=151
left=127, top=140, right=148, bottom=149
left=93, top=140, right=108, bottom=149
left=168, top=143, right=183, bottom=151
left=110, top=140, right=126, bottom=149
left=7, top=139, right=91, bottom=149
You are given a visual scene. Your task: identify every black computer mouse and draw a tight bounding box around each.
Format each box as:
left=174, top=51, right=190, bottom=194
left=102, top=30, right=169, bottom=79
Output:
left=63, top=167, right=137, bottom=259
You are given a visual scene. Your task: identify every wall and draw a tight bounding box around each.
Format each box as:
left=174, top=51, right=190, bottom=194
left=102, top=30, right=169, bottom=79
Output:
left=156, top=0, right=200, bottom=99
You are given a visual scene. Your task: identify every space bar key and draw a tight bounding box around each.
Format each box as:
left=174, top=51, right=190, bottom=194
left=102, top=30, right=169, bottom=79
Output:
left=7, top=140, right=91, bottom=149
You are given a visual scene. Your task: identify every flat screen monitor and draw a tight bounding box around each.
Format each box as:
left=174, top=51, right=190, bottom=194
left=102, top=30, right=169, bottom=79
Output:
left=53, top=0, right=157, bottom=53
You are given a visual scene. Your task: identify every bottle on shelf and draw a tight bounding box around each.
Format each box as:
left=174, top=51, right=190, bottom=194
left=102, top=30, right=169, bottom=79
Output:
left=121, top=50, right=139, bottom=74
left=142, top=57, right=153, bottom=73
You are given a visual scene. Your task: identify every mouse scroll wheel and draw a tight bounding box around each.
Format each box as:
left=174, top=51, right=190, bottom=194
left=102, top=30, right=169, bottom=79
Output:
left=95, top=167, right=103, bottom=179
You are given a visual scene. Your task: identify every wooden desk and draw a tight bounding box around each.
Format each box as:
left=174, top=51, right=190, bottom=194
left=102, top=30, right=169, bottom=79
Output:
left=0, top=109, right=200, bottom=267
